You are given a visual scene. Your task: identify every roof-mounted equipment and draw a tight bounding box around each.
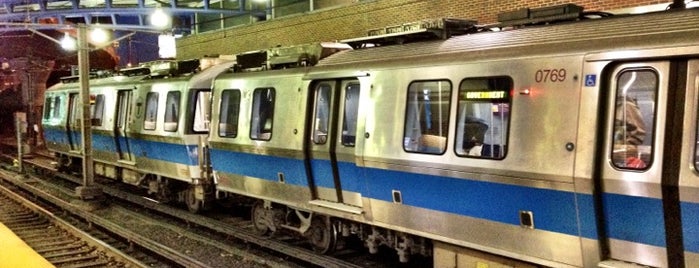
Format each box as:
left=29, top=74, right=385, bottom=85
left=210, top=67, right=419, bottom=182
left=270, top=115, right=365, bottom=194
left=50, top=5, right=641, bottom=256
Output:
left=139, top=59, right=201, bottom=78
left=59, top=69, right=113, bottom=84
left=234, top=42, right=352, bottom=72
left=497, top=4, right=584, bottom=28
left=59, top=75, right=80, bottom=84
left=117, top=66, right=151, bottom=77
left=341, top=18, right=477, bottom=49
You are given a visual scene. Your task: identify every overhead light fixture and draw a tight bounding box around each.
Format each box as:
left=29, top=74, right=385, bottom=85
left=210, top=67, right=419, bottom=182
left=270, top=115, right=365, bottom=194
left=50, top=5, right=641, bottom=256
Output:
left=158, top=34, right=176, bottom=59
left=150, top=7, right=172, bottom=29
left=90, top=26, right=109, bottom=44
left=60, top=32, right=77, bottom=51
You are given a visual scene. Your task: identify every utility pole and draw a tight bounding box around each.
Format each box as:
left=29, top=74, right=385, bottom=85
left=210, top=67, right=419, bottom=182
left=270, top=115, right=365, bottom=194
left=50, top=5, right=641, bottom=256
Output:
left=75, top=24, right=102, bottom=200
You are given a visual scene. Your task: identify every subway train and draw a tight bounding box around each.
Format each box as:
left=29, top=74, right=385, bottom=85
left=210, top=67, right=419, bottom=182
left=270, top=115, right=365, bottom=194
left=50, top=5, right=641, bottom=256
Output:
left=42, top=3, right=699, bottom=268
left=42, top=58, right=235, bottom=210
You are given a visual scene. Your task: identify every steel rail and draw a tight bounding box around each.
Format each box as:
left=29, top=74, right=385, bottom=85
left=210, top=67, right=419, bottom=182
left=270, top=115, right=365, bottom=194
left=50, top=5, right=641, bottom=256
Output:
left=0, top=168, right=211, bottom=268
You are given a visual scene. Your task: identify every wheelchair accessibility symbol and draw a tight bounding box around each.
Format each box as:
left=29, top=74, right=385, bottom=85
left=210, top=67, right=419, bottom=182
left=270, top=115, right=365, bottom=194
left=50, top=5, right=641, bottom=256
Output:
left=584, top=74, right=596, bottom=87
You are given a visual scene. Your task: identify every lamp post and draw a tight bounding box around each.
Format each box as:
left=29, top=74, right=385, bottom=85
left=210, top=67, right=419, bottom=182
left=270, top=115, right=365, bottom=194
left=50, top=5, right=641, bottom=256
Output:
left=39, top=10, right=173, bottom=200
left=75, top=23, right=101, bottom=200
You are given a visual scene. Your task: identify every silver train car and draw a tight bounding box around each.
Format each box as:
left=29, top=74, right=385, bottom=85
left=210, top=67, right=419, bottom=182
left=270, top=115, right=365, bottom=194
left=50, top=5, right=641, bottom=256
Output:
left=207, top=5, right=699, bottom=268
left=42, top=59, right=234, bottom=211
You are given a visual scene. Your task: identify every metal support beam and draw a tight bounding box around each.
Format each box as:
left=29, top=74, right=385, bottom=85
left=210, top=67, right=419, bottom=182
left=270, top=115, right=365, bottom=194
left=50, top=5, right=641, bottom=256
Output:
left=75, top=24, right=102, bottom=200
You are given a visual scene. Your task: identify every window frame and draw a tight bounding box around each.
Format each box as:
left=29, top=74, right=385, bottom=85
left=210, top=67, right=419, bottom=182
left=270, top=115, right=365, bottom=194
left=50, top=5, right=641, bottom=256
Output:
left=143, top=92, right=159, bottom=130
left=454, top=76, right=513, bottom=160
left=402, top=79, right=452, bottom=155
left=249, top=87, right=275, bottom=141
left=610, top=68, right=658, bottom=171
left=341, top=82, right=361, bottom=147
left=164, top=91, right=181, bottom=132
left=191, top=89, right=211, bottom=133
left=311, top=83, right=332, bottom=144
left=218, top=89, right=241, bottom=138
left=91, top=94, right=105, bottom=127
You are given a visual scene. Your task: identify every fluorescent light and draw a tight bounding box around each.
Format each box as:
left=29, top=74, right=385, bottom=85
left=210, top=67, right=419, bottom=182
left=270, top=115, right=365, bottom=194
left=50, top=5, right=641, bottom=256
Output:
left=150, top=8, right=172, bottom=29
left=60, top=32, right=77, bottom=51
left=90, top=26, right=109, bottom=44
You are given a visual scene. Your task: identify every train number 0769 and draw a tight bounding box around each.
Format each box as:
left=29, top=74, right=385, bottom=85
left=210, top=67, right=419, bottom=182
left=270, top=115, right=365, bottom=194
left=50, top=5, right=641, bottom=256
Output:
left=534, top=68, right=566, bottom=82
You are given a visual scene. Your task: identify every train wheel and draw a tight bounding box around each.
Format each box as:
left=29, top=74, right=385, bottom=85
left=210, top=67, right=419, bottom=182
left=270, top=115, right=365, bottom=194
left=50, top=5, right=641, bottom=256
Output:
left=185, top=186, right=202, bottom=213
left=156, top=188, right=172, bottom=203
left=251, top=201, right=270, bottom=235
left=306, top=216, right=337, bottom=254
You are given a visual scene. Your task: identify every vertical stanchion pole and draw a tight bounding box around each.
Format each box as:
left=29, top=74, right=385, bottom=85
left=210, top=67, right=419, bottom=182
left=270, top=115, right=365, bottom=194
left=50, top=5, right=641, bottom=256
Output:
left=15, top=117, right=23, bottom=173
left=75, top=24, right=101, bottom=200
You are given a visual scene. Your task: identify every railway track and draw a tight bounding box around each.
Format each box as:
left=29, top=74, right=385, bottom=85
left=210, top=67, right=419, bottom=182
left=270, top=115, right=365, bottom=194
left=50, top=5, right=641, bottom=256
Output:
left=0, top=146, right=392, bottom=268
left=0, top=182, right=146, bottom=267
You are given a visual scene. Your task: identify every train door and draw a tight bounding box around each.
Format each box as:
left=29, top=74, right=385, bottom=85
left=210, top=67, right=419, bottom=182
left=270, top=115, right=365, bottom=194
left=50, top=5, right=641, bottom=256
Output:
left=115, top=90, right=133, bottom=162
left=67, top=93, right=81, bottom=151
left=680, top=59, right=699, bottom=268
left=306, top=79, right=363, bottom=211
left=596, top=61, right=684, bottom=267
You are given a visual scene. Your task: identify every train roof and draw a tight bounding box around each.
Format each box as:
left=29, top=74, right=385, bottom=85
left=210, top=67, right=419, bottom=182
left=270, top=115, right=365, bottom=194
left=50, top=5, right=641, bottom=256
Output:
left=47, top=58, right=235, bottom=92
left=187, top=60, right=236, bottom=89
left=316, top=7, right=699, bottom=68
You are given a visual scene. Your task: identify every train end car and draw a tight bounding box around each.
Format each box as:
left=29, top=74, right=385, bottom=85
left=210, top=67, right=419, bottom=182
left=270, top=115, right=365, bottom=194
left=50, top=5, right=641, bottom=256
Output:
left=207, top=4, right=699, bottom=268
left=42, top=58, right=235, bottom=212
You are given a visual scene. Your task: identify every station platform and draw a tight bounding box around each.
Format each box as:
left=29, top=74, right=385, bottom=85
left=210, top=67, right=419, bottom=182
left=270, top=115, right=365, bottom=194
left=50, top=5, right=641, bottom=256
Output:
left=0, top=222, right=54, bottom=268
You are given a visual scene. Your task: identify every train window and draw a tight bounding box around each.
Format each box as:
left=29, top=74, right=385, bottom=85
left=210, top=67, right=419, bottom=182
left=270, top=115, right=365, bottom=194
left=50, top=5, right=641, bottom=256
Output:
left=91, top=94, right=105, bottom=127
left=342, top=83, right=360, bottom=146
left=455, top=77, right=512, bottom=159
left=250, top=88, right=275, bottom=141
left=144, top=92, right=158, bottom=130
left=192, top=91, right=210, bottom=133
left=403, top=80, right=452, bottom=154
left=69, top=94, right=81, bottom=128
left=44, top=96, right=61, bottom=120
left=312, top=83, right=331, bottom=144
left=219, top=89, right=241, bottom=138
left=611, top=69, right=657, bottom=170
left=53, top=96, right=62, bottom=119
left=164, top=91, right=180, bottom=132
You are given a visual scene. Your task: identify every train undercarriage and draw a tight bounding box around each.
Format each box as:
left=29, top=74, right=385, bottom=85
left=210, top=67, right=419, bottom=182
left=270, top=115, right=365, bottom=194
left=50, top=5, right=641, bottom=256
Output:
left=54, top=152, right=540, bottom=266
left=52, top=152, right=214, bottom=213
left=248, top=199, right=432, bottom=262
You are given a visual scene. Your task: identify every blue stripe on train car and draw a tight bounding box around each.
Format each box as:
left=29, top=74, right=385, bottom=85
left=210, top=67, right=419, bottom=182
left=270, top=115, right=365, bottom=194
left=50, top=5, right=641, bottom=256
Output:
left=309, top=159, right=367, bottom=193
left=128, top=137, right=199, bottom=165
left=363, top=167, right=583, bottom=237
left=576, top=194, right=598, bottom=239
left=603, top=193, right=666, bottom=248
left=43, top=127, right=69, bottom=145
left=211, top=149, right=699, bottom=252
left=682, top=201, right=699, bottom=252
left=210, top=149, right=586, bottom=238
left=210, top=149, right=307, bottom=185
left=44, top=128, right=197, bottom=165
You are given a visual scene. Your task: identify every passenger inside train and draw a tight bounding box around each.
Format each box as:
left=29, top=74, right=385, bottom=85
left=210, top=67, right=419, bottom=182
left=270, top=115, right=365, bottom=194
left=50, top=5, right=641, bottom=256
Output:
left=612, top=69, right=655, bottom=169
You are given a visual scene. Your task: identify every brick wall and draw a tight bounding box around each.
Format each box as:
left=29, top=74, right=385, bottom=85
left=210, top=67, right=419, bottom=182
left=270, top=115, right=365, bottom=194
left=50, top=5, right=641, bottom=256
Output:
left=176, top=0, right=671, bottom=59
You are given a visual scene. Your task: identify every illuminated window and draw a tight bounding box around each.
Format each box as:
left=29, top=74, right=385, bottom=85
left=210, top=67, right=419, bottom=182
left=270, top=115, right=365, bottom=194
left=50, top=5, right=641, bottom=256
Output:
left=403, top=80, right=452, bottom=154
left=312, top=83, right=331, bottom=144
left=219, top=89, right=241, bottom=138
left=44, top=95, right=62, bottom=120
left=613, top=69, right=656, bottom=170
left=192, top=90, right=210, bottom=133
left=144, top=92, right=158, bottom=130
left=69, top=94, right=80, bottom=128
left=164, top=91, right=180, bottom=132
left=250, top=88, right=275, bottom=141
left=455, top=77, right=512, bottom=159
left=91, top=94, right=105, bottom=126
left=342, top=83, right=360, bottom=146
